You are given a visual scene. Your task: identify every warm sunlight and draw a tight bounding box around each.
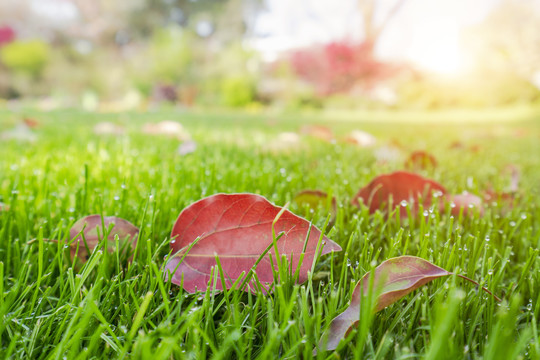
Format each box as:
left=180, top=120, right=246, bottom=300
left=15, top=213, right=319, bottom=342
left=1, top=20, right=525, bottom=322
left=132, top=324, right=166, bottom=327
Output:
left=405, top=19, right=467, bottom=76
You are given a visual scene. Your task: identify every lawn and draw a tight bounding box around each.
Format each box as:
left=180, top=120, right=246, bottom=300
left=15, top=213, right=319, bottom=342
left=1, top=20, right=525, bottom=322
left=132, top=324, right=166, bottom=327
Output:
left=0, top=108, right=539, bottom=359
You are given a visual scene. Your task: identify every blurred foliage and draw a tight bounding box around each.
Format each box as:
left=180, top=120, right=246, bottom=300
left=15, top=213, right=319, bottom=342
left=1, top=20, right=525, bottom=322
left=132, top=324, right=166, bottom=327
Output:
left=220, top=76, right=255, bottom=107
left=0, top=40, right=49, bottom=77
left=0, top=0, right=538, bottom=111
left=130, top=26, right=195, bottom=97
left=397, top=72, right=540, bottom=109
left=290, top=41, right=390, bottom=96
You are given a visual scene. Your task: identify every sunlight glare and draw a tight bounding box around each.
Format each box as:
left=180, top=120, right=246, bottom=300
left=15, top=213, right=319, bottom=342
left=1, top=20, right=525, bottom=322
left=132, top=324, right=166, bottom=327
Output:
left=405, top=20, right=467, bottom=76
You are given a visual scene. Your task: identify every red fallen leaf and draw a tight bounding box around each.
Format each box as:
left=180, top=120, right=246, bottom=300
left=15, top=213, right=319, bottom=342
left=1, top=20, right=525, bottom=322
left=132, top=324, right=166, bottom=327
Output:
left=444, top=193, right=484, bottom=217
left=164, top=193, right=342, bottom=293
left=351, top=171, right=446, bottom=218
left=405, top=150, right=437, bottom=170
left=67, top=215, right=138, bottom=262
left=449, top=142, right=481, bottom=153
left=299, top=125, right=334, bottom=142
left=318, top=256, right=501, bottom=352
left=23, top=118, right=40, bottom=128
left=293, top=190, right=337, bottom=225
left=449, top=141, right=465, bottom=150
left=469, top=144, right=482, bottom=153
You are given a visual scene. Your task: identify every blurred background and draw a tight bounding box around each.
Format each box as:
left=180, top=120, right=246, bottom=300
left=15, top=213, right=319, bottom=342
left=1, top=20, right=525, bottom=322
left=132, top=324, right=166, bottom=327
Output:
left=0, top=0, right=539, bottom=112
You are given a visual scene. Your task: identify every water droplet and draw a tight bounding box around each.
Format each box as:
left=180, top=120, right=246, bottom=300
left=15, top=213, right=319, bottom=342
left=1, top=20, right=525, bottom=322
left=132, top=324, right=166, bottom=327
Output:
left=509, top=221, right=516, bottom=227
left=485, top=236, right=490, bottom=242
left=114, top=196, right=120, bottom=201
left=400, top=200, right=408, bottom=207
left=487, top=269, right=493, bottom=275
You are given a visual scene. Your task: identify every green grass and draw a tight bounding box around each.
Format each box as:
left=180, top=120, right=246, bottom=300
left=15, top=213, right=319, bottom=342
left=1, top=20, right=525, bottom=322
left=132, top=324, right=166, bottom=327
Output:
left=0, top=108, right=539, bottom=359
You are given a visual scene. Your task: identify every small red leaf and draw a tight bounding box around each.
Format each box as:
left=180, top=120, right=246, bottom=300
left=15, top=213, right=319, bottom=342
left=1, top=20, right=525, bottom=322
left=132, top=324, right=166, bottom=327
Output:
left=318, top=256, right=500, bottom=352
left=23, top=118, right=40, bottom=128
left=351, top=171, right=446, bottom=218
left=68, top=215, right=139, bottom=262
left=299, top=125, right=334, bottom=142
left=164, top=193, right=342, bottom=293
left=319, top=256, right=449, bottom=351
left=405, top=151, right=437, bottom=170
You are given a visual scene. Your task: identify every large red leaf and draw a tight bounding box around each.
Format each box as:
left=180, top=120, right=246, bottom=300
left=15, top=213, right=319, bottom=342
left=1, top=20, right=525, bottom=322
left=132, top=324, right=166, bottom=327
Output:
left=164, top=193, right=342, bottom=293
left=318, top=256, right=500, bottom=352
left=351, top=171, right=447, bottom=218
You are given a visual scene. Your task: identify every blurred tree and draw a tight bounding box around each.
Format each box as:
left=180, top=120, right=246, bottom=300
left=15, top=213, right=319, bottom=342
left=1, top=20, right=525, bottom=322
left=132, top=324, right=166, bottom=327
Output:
left=0, top=26, right=15, bottom=45
left=0, top=40, right=49, bottom=76
left=291, top=41, right=391, bottom=95
left=463, top=0, right=540, bottom=85
left=357, top=0, right=408, bottom=54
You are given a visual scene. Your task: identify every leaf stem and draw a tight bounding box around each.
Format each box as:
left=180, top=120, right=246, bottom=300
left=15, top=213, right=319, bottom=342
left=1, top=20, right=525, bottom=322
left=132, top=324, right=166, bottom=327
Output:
left=455, top=273, right=502, bottom=302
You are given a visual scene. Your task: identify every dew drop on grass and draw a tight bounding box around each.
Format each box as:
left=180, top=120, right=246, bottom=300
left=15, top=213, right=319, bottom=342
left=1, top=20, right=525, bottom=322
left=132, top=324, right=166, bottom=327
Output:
left=526, top=301, right=533, bottom=311
left=509, top=221, right=516, bottom=227
left=485, top=236, right=490, bottom=242
left=520, top=214, right=527, bottom=220
left=114, top=196, right=120, bottom=201
left=423, top=210, right=429, bottom=216
left=487, top=269, right=493, bottom=275
left=400, top=200, right=408, bottom=207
